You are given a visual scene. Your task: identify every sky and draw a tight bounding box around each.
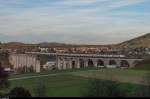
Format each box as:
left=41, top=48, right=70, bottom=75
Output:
left=0, top=0, right=150, bottom=44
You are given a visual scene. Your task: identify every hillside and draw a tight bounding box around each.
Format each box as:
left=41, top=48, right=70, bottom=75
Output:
left=0, top=33, right=150, bottom=49
left=0, top=42, right=37, bottom=50
left=38, top=42, right=113, bottom=48
left=38, top=42, right=71, bottom=48
left=118, top=33, right=150, bottom=48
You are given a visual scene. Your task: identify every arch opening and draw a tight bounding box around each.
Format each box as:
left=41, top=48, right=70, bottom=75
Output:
left=97, top=60, right=104, bottom=66
left=120, top=60, right=130, bottom=68
left=109, top=60, right=117, bottom=65
left=88, top=59, right=94, bottom=67
left=60, top=60, right=64, bottom=69
left=72, top=61, right=76, bottom=69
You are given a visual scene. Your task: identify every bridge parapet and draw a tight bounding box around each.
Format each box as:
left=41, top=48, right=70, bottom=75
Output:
left=26, top=52, right=129, bottom=58
left=25, top=52, right=145, bottom=59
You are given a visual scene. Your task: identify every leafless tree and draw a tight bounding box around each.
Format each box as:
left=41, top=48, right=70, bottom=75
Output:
left=0, top=62, right=9, bottom=90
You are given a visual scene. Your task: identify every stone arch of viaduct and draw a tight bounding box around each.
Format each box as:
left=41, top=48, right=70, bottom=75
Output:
left=56, top=56, right=142, bottom=70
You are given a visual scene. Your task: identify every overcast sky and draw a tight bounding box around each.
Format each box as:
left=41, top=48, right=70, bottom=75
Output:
left=0, top=0, right=150, bottom=44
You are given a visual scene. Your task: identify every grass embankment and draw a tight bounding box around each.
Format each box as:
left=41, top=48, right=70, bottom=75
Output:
left=10, top=67, right=97, bottom=78
left=9, top=74, right=89, bottom=97
left=132, top=64, right=150, bottom=71
left=6, top=74, right=146, bottom=97
left=3, top=68, right=150, bottom=97
left=74, top=69, right=150, bottom=84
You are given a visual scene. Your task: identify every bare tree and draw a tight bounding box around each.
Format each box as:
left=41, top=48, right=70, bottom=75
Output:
left=0, top=62, right=9, bottom=90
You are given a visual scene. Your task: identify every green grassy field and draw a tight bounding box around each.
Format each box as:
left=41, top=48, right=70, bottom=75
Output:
left=132, top=64, right=150, bottom=70
left=9, top=74, right=89, bottom=97
left=74, top=68, right=150, bottom=84
left=3, top=68, right=150, bottom=97
left=10, top=67, right=98, bottom=78
left=6, top=74, right=145, bottom=97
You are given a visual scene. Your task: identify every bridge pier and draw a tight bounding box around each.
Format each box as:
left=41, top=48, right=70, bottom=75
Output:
left=76, top=59, right=80, bottom=69
left=57, top=57, right=62, bottom=70
left=62, top=59, right=66, bottom=69
left=103, top=59, right=109, bottom=67
left=93, top=59, right=98, bottom=67
left=84, top=59, right=88, bottom=68
left=66, top=59, right=71, bottom=69
left=128, top=60, right=137, bottom=68
left=116, top=60, right=121, bottom=67
left=36, top=60, right=41, bottom=72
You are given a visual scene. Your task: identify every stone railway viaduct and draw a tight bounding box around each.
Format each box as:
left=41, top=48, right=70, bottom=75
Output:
left=26, top=52, right=143, bottom=70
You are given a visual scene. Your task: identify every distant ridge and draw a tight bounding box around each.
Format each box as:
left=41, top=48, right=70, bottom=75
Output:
left=0, top=33, right=150, bottom=49
left=0, top=42, right=36, bottom=49
left=38, top=42, right=110, bottom=48
left=38, top=42, right=70, bottom=47
left=4, top=42, right=25, bottom=45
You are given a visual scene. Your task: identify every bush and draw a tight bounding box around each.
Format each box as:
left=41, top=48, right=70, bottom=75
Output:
left=0, top=63, right=9, bottom=90
left=0, top=92, right=3, bottom=97
left=138, top=73, right=150, bottom=97
left=82, top=79, right=126, bottom=97
left=8, top=87, right=31, bottom=97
